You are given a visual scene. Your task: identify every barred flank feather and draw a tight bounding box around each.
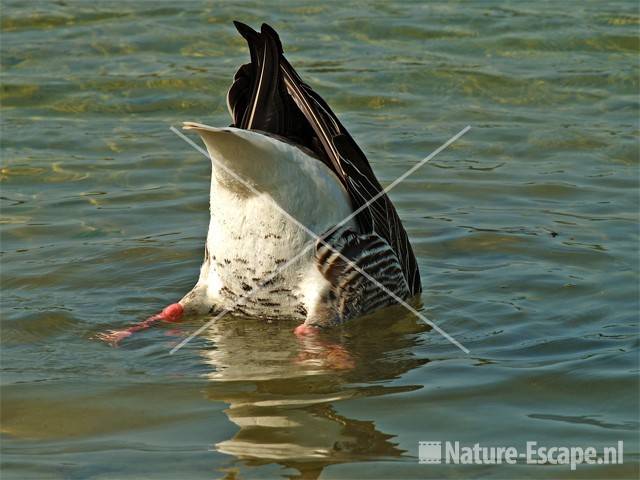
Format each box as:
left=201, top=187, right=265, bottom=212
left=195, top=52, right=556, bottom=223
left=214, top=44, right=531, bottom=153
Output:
left=315, top=226, right=410, bottom=322
left=227, top=22, right=421, bottom=324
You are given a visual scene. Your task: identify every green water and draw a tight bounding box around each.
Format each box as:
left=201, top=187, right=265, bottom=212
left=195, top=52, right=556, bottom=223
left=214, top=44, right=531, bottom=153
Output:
left=1, top=1, right=639, bottom=478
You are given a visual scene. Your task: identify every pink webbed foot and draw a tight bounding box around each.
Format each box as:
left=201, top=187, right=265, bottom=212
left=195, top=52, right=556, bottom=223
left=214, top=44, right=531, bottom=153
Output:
left=94, top=329, right=133, bottom=347
left=95, top=303, right=184, bottom=347
left=294, top=323, right=356, bottom=371
left=160, top=303, right=184, bottom=323
left=293, top=323, right=319, bottom=336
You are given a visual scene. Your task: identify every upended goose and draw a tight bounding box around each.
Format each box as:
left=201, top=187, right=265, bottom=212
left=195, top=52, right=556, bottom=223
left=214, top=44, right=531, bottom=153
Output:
left=98, top=22, right=421, bottom=345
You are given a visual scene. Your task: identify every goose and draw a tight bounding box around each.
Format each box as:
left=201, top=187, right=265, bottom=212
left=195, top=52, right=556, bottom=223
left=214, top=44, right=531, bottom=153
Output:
left=98, top=22, right=421, bottom=345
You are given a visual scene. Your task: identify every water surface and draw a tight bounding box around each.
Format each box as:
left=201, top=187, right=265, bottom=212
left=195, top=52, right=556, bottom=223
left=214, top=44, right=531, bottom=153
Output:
left=1, top=1, right=639, bottom=478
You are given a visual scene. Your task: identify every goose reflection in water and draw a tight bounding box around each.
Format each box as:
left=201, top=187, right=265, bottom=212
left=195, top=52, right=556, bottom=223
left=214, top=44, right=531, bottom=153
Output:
left=196, top=307, right=430, bottom=479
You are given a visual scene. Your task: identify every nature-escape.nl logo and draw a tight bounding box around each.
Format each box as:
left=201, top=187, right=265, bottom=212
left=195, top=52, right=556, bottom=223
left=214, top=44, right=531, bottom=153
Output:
left=418, top=440, right=624, bottom=471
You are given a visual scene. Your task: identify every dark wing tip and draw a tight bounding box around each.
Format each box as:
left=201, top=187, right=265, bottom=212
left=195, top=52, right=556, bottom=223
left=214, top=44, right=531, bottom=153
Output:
left=233, top=21, right=282, bottom=53
left=260, top=22, right=276, bottom=33
left=260, top=23, right=283, bottom=53
left=233, top=20, right=259, bottom=40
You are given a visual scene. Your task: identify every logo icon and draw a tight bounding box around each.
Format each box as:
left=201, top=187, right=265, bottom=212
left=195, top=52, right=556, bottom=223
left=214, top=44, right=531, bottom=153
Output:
left=419, top=441, right=442, bottom=464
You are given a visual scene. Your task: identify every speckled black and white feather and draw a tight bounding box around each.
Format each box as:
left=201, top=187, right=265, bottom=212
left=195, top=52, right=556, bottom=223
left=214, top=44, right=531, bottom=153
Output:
left=179, top=22, right=421, bottom=327
left=310, top=226, right=410, bottom=326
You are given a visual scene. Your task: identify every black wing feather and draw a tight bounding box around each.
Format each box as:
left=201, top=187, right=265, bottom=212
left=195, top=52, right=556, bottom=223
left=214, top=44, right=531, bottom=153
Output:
left=227, top=21, right=421, bottom=295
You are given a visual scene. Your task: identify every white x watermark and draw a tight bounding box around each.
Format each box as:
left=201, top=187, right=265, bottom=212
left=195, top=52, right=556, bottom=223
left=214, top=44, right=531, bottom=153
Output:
left=169, top=124, right=471, bottom=354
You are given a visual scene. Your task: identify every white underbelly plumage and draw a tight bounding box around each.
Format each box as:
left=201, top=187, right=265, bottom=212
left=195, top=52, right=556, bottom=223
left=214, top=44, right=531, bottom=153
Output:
left=202, top=188, right=352, bottom=318
left=181, top=124, right=356, bottom=319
